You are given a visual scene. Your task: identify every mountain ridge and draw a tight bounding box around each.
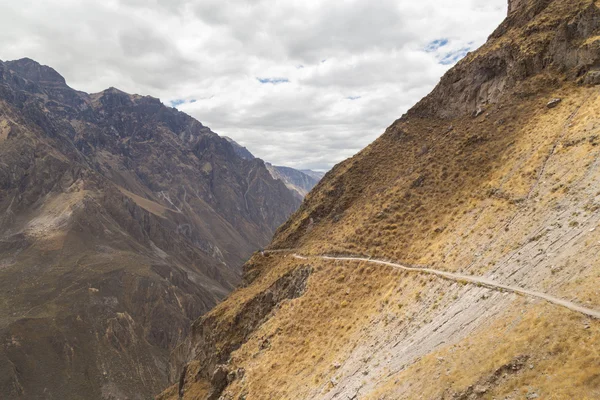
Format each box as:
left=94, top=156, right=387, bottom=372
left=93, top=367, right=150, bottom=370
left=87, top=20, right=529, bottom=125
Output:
left=0, top=57, right=300, bottom=399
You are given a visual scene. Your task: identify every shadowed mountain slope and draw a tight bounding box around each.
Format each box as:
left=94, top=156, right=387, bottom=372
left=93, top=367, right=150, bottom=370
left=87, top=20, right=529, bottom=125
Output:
left=165, top=1, right=600, bottom=399
left=0, top=58, right=300, bottom=399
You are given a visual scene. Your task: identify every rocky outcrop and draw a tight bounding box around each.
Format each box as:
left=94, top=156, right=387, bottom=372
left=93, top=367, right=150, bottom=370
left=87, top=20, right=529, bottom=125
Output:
left=168, top=264, right=312, bottom=399
left=412, top=0, right=600, bottom=119
left=508, top=0, right=527, bottom=14
left=0, top=58, right=300, bottom=399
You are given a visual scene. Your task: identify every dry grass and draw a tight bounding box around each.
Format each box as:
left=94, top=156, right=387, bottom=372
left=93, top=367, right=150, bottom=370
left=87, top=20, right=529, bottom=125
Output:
left=369, top=303, right=600, bottom=399
left=198, top=69, right=600, bottom=400
left=175, top=2, right=600, bottom=398
left=183, top=251, right=600, bottom=399
left=184, top=71, right=600, bottom=400
left=277, top=85, right=589, bottom=271
left=221, top=259, right=424, bottom=399
left=181, top=84, right=600, bottom=399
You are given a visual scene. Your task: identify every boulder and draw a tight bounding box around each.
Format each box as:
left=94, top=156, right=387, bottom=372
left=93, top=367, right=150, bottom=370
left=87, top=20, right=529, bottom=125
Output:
left=208, top=365, right=230, bottom=400
left=584, top=70, right=600, bottom=85
left=547, top=98, right=562, bottom=108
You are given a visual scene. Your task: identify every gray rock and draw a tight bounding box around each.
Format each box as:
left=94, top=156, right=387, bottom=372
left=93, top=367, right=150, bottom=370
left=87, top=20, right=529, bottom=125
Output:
left=236, top=368, right=246, bottom=379
left=208, top=365, right=230, bottom=400
left=211, top=365, right=229, bottom=388
left=508, top=0, right=525, bottom=14
left=584, top=70, right=600, bottom=85
left=474, top=385, right=487, bottom=394
left=473, top=107, right=485, bottom=118
left=547, top=98, right=562, bottom=108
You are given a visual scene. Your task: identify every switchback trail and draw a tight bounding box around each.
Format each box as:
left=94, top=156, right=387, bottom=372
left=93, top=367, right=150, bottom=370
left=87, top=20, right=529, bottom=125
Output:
left=287, top=253, right=600, bottom=320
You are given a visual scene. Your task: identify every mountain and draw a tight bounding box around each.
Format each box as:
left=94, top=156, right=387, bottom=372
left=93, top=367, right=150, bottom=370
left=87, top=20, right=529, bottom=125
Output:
left=265, top=163, right=322, bottom=199
left=0, top=58, right=300, bottom=399
left=165, top=1, right=600, bottom=399
left=223, top=136, right=324, bottom=199
left=300, top=169, right=325, bottom=181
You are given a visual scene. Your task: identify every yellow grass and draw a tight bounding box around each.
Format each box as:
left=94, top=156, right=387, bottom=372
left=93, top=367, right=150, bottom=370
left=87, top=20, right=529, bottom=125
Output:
left=369, top=303, right=600, bottom=399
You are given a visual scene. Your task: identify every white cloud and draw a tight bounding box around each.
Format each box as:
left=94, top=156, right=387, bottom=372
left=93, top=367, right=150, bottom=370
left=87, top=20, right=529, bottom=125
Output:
left=0, top=0, right=507, bottom=170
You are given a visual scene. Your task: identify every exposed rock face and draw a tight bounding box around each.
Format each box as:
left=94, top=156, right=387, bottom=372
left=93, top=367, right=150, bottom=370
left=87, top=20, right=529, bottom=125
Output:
left=508, top=0, right=526, bottom=14
left=166, top=0, right=600, bottom=399
left=0, top=58, right=300, bottom=399
left=160, top=260, right=312, bottom=400
left=412, top=0, right=600, bottom=119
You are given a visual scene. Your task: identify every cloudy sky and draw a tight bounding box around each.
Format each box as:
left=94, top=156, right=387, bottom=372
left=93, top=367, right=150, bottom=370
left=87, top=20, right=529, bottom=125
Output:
left=0, top=0, right=507, bottom=171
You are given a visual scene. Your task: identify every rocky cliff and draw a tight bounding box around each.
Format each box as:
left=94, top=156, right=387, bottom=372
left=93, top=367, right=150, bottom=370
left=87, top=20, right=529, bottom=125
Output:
left=166, top=1, right=600, bottom=399
left=0, top=58, right=300, bottom=399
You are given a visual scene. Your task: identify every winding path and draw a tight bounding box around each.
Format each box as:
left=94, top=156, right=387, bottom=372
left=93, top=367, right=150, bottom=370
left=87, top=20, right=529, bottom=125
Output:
left=287, top=253, right=600, bottom=319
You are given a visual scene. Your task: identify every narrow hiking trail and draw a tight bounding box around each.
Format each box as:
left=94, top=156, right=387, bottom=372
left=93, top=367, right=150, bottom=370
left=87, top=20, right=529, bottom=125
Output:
left=285, top=253, right=600, bottom=319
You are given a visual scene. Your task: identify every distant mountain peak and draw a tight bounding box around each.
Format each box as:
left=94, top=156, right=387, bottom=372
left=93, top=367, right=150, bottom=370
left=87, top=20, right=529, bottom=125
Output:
left=102, top=86, right=127, bottom=94
left=5, top=57, right=67, bottom=86
left=265, top=163, right=322, bottom=199
left=223, top=136, right=324, bottom=198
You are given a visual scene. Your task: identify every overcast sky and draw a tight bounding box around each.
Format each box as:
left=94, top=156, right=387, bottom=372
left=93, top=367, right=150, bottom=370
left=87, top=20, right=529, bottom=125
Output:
left=0, top=0, right=507, bottom=171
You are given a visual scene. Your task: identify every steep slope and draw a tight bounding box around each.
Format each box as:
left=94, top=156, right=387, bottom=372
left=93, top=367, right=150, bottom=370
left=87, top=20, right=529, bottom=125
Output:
left=0, top=58, right=300, bottom=399
left=223, top=136, right=323, bottom=199
left=167, top=1, right=600, bottom=399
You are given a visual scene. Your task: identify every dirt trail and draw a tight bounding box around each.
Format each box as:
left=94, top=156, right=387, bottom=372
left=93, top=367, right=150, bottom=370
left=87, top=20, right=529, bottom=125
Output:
left=289, top=254, right=600, bottom=319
